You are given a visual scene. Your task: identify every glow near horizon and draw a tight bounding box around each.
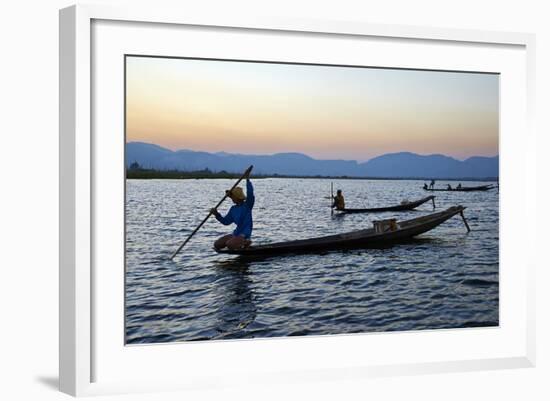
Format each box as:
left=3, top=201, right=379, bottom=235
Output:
left=126, top=56, right=499, bottom=161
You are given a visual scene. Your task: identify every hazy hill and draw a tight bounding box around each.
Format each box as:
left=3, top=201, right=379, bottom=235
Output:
left=126, top=142, right=498, bottom=179
left=127, top=142, right=361, bottom=176
left=359, top=152, right=498, bottom=178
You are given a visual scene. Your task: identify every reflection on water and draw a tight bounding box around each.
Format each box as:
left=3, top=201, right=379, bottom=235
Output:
left=126, top=178, right=499, bottom=344
left=210, top=261, right=256, bottom=340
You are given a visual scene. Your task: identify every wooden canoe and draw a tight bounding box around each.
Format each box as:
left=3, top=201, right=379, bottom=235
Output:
left=336, top=195, right=435, bottom=214
left=423, top=184, right=495, bottom=192
left=216, top=205, right=466, bottom=256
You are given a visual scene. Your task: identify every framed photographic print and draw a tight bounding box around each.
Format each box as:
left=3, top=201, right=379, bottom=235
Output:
left=59, top=4, right=536, bottom=397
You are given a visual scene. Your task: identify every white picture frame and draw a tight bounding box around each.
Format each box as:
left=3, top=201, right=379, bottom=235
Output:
left=59, top=4, right=536, bottom=397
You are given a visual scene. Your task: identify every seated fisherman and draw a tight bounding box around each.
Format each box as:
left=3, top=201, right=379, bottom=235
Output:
left=211, top=174, right=254, bottom=250
left=332, top=189, right=346, bottom=210
left=423, top=183, right=428, bottom=190
left=447, top=184, right=453, bottom=190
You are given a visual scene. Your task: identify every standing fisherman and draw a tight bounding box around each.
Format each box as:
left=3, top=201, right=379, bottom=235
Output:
left=211, top=171, right=255, bottom=250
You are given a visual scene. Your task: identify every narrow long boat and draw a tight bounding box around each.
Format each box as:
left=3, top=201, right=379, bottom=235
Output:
left=216, top=206, right=467, bottom=257
left=423, top=184, right=494, bottom=192
left=337, top=195, right=435, bottom=214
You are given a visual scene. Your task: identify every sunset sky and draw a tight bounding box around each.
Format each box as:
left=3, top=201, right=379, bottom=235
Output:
left=126, top=56, right=499, bottom=161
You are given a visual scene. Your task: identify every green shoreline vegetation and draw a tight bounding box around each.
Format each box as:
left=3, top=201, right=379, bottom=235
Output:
left=126, top=163, right=497, bottom=182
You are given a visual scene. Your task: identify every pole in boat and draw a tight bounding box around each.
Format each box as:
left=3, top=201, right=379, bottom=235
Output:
left=459, top=210, right=471, bottom=232
left=331, top=182, right=334, bottom=215
left=169, top=165, right=254, bottom=260
left=432, top=196, right=436, bottom=209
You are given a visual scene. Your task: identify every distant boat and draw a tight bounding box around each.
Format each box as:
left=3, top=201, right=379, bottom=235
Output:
left=424, top=184, right=495, bottom=192
left=336, top=195, right=435, bottom=214
left=216, top=206, right=467, bottom=256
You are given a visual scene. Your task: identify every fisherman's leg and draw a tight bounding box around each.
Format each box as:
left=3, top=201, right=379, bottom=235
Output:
left=226, top=235, right=251, bottom=250
left=214, top=234, right=233, bottom=250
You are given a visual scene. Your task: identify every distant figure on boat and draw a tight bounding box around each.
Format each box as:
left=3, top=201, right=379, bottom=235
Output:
left=447, top=184, right=453, bottom=190
left=332, top=189, right=345, bottom=210
left=423, top=183, right=428, bottom=190
left=211, top=174, right=254, bottom=251
left=429, top=179, right=435, bottom=189
left=457, top=183, right=462, bottom=190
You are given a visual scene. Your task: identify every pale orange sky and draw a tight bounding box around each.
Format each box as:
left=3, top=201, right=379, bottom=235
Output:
left=126, top=56, right=499, bottom=161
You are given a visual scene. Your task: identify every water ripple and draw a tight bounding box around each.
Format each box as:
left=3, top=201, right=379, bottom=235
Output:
left=125, top=178, right=499, bottom=343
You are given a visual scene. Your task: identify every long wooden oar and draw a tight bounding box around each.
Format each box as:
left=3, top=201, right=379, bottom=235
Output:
left=169, top=165, right=253, bottom=260
left=460, top=210, right=471, bottom=232
left=330, top=182, right=334, bottom=215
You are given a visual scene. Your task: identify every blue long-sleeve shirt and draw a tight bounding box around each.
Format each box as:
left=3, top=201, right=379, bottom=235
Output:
left=215, top=179, right=255, bottom=239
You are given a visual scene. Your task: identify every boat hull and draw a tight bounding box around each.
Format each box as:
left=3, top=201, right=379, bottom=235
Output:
left=423, top=185, right=494, bottom=192
left=338, top=195, right=435, bottom=214
left=216, top=206, right=465, bottom=256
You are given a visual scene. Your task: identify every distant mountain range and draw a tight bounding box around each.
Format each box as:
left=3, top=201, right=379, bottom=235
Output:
left=126, top=142, right=498, bottom=179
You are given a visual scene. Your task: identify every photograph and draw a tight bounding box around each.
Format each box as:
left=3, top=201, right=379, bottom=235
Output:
left=124, top=55, right=499, bottom=344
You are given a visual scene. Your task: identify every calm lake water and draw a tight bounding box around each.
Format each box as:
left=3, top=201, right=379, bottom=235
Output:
left=125, top=178, right=499, bottom=344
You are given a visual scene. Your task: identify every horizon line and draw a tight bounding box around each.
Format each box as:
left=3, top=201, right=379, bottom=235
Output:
left=127, top=141, right=499, bottom=163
